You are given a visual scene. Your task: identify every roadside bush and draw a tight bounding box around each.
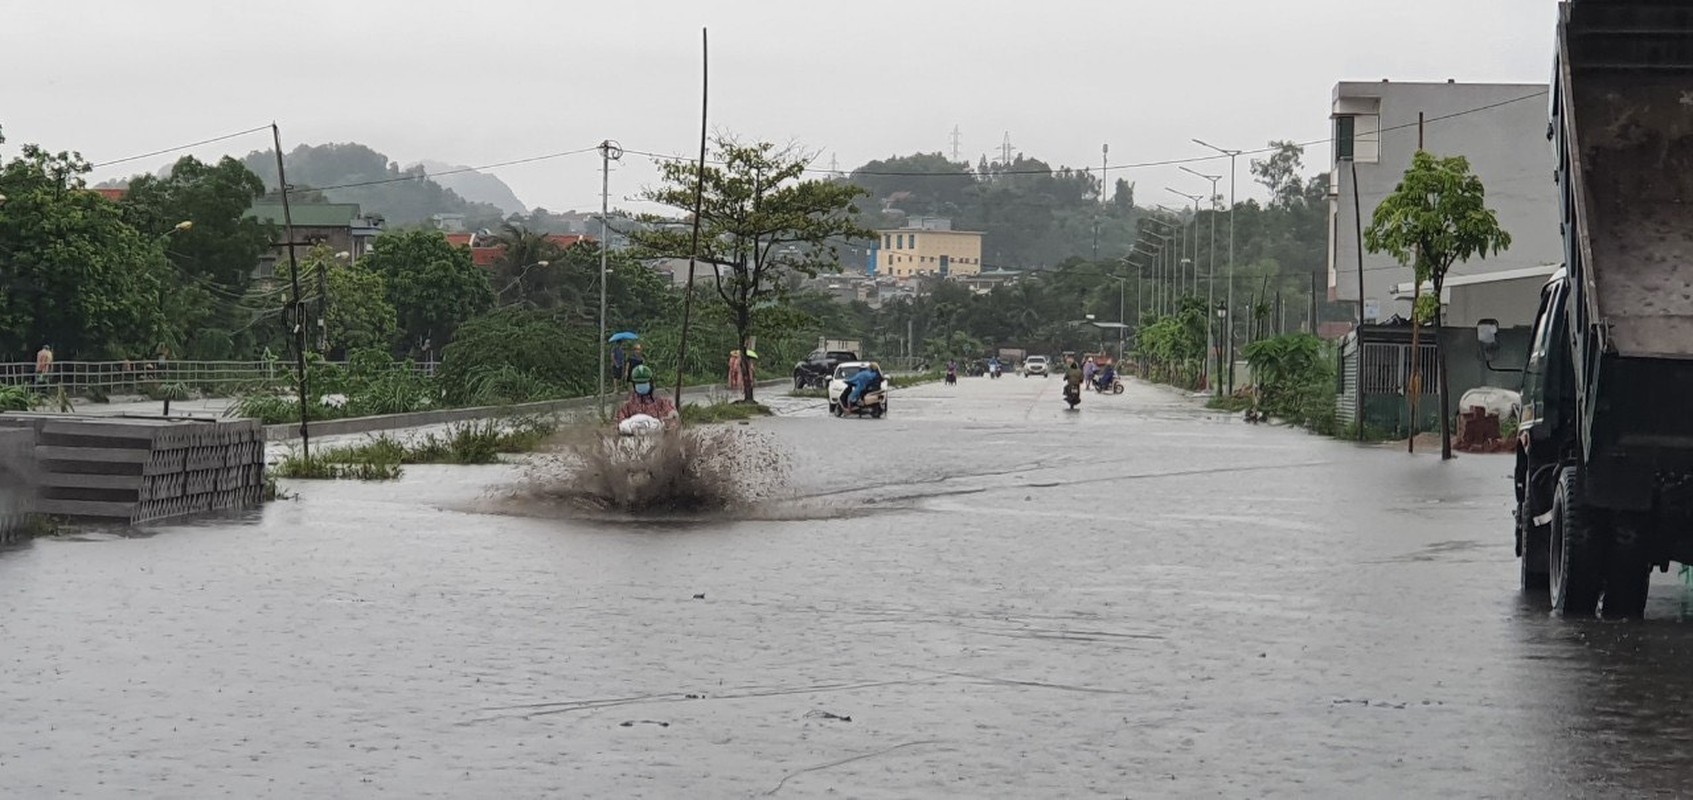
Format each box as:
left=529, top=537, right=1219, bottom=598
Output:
left=437, top=310, right=596, bottom=405
left=1242, top=333, right=1337, bottom=433
left=0, top=385, right=37, bottom=411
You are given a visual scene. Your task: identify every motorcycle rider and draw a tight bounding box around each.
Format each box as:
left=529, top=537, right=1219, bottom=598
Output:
left=840, top=362, right=884, bottom=412
left=615, top=364, right=679, bottom=427
left=1094, top=361, right=1117, bottom=392
left=1063, top=357, right=1085, bottom=402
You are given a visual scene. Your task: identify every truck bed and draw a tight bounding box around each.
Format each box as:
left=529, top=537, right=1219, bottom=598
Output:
left=1567, top=2, right=1693, bottom=358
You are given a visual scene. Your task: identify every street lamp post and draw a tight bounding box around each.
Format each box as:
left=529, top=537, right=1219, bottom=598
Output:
left=1133, top=242, right=1163, bottom=316
left=1154, top=204, right=1189, bottom=297
left=1166, top=188, right=1204, bottom=297
left=1145, top=227, right=1175, bottom=314
left=1193, top=138, right=1242, bottom=396
left=1180, top=166, right=1223, bottom=395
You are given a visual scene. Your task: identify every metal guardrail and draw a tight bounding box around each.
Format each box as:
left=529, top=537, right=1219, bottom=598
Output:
left=0, top=360, right=435, bottom=393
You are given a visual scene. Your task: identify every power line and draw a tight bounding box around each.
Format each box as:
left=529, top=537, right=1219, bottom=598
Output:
left=627, top=89, right=1549, bottom=179
left=303, top=145, right=604, bottom=192
left=89, top=125, right=272, bottom=170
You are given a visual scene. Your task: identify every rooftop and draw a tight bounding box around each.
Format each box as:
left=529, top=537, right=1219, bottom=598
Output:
left=246, top=202, right=363, bottom=228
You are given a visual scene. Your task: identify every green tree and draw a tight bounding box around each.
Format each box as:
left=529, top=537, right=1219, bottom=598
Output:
left=359, top=230, right=493, bottom=354
left=1364, top=150, right=1512, bottom=459
left=637, top=137, right=872, bottom=402
left=0, top=141, right=172, bottom=359
left=283, top=248, right=397, bottom=358
left=120, top=155, right=275, bottom=358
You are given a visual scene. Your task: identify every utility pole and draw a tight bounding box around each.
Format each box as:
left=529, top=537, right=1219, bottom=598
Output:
left=673, top=28, right=708, bottom=409
left=272, top=123, right=310, bottom=462
left=597, top=139, right=622, bottom=420
left=1101, top=143, right=1110, bottom=206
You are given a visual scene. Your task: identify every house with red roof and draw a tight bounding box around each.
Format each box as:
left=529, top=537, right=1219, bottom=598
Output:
left=444, top=231, right=593, bottom=269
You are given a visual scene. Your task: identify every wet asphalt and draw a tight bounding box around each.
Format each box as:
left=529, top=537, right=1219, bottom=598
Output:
left=5, top=374, right=1693, bottom=798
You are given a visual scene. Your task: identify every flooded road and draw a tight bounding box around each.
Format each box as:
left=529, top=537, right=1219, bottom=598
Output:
left=6, top=375, right=1693, bottom=797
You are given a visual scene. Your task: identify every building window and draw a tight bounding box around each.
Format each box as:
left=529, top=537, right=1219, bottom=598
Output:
left=1334, top=114, right=1380, bottom=163
left=883, top=234, right=890, bottom=248
left=909, top=234, right=917, bottom=249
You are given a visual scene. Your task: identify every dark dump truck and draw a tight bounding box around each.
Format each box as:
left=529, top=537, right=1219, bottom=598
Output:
left=1508, top=1, right=1693, bottom=617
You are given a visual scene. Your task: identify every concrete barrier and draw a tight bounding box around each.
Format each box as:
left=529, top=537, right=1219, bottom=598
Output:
left=0, top=427, right=35, bottom=544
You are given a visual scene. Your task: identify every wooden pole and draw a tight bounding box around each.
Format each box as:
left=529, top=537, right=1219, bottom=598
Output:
left=272, top=123, right=310, bottom=462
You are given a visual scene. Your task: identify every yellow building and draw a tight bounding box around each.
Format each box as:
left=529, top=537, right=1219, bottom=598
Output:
left=877, top=227, right=984, bottom=278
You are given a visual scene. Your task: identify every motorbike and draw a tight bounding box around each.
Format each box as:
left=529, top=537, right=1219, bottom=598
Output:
left=945, top=367, right=958, bottom=385
left=1092, top=374, right=1124, bottom=394
left=989, top=363, right=1003, bottom=379
left=1063, top=382, right=1081, bottom=410
left=836, top=381, right=889, bottom=419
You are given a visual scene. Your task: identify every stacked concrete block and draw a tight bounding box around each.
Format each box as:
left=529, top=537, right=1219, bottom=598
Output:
left=0, top=414, right=265, bottom=525
left=0, top=427, right=35, bottom=544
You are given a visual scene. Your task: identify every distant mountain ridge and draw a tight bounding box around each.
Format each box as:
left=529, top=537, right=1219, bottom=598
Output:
left=411, top=160, right=527, bottom=216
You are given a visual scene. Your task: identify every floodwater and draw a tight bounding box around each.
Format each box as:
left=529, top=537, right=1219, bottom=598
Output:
left=6, top=376, right=1693, bottom=797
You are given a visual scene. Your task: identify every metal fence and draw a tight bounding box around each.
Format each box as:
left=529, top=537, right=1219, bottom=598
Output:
left=1358, top=341, right=1440, bottom=395
left=0, top=359, right=435, bottom=393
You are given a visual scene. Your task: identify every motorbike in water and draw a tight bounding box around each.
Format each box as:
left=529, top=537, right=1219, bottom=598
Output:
left=989, top=363, right=1003, bottom=379
left=944, top=367, right=958, bottom=385
left=1092, top=374, right=1124, bottom=394
left=1063, top=382, right=1081, bottom=410
left=836, top=383, right=889, bottom=419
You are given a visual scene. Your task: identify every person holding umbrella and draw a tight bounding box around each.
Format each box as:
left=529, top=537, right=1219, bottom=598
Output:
left=608, top=331, right=639, bottom=387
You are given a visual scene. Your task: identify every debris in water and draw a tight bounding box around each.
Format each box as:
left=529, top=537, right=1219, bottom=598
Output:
left=692, top=593, right=706, bottom=600
left=804, top=710, right=852, bottom=722
left=619, top=719, right=670, bottom=728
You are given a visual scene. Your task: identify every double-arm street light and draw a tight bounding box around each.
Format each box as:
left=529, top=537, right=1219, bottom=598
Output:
left=1193, top=138, right=1243, bottom=396
left=1154, top=205, right=1191, bottom=300
left=1166, top=188, right=1205, bottom=297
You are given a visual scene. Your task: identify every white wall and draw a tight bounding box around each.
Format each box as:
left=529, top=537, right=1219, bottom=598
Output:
left=1328, top=82, right=1560, bottom=321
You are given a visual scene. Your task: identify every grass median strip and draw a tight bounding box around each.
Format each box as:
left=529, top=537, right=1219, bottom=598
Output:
left=273, top=416, right=558, bottom=480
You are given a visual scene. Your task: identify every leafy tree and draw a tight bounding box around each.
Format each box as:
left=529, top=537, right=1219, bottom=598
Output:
left=281, top=248, right=397, bottom=358
left=637, top=137, right=872, bottom=402
left=1250, top=141, right=1308, bottom=209
left=359, top=230, right=493, bottom=354
left=0, top=141, right=172, bottom=359
left=1364, top=150, right=1512, bottom=459
left=120, top=155, right=275, bottom=358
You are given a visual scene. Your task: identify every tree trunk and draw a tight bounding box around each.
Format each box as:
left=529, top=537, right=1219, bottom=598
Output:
left=1434, top=294, right=1453, bottom=461
left=1407, top=282, right=1422, bottom=454
left=740, top=334, right=756, bottom=403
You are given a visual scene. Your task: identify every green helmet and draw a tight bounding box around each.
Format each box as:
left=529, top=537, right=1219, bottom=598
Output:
left=630, top=364, right=654, bottom=383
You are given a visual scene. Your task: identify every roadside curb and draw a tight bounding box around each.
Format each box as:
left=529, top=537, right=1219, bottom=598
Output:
left=261, top=379, right=787, bottom=441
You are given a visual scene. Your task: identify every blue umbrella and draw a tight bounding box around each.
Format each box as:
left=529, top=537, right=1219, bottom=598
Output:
left=608, top=332, right=639, bottom=343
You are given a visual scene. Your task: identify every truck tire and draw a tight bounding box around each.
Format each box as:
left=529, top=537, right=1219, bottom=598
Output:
left=1550, top=466, right=1605, bottom=618
left=1602, top=516, right=1651, bottom=620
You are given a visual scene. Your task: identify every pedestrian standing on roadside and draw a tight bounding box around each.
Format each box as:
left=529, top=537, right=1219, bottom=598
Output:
left=1082, top=357, right=1097, bottom=391
left=611, top=341, right=627, bottom=388
left=34, top=344, right=53, bottom=391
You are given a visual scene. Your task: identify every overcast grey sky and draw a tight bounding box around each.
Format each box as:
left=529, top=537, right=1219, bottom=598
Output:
left=2, top=0, right=1557, bottom=214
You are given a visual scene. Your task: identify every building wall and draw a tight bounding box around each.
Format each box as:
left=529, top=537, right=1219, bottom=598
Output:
left=878, top=229, right=984, bottom=278
left=1327, top=81, right=1561, bottom=322
left=1447, top=275, right=1548, bottom=328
